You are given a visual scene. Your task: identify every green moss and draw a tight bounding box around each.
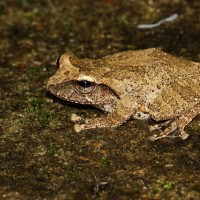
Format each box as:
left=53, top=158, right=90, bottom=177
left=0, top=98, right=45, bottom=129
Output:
left=28, top=98, right=44, bottom=113
left=157, top=179, right=173, bottom=191
left=149, top=179, right=174, bottom=199
left=38, top=110, right=54, bottom=127
left=149, top=187, right=159, bottom=199
left=101, top=156, right=110, bottom=167
left=21, top=98, right=54, bottom=127
left=48, top=143, right=61, bottom=157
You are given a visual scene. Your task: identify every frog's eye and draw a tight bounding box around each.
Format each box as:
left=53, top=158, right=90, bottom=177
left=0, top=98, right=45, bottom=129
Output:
left=75, top=76, right=96, bottom=94
left=78, top=80, right=92, bottom=88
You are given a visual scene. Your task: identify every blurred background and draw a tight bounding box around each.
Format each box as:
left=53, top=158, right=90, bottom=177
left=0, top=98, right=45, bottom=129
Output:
left=0, top=0, right=200, bottom=199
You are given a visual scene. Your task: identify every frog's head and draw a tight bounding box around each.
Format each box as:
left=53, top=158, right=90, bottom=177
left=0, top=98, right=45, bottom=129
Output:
left=47, top=52, right=119, bottom=106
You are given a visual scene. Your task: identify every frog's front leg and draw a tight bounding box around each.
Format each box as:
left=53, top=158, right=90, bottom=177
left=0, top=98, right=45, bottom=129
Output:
left=70, top=96, right=138, bottom=132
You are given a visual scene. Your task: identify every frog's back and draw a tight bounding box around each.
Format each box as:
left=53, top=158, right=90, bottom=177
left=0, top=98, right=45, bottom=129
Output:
left=100, top=48, right=200, bottom=78
left=100, top=48, right=160, bottom=68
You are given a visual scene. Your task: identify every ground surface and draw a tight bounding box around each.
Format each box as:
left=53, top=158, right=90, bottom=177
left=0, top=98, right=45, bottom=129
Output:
left=0, top=0, right=200, bottom=199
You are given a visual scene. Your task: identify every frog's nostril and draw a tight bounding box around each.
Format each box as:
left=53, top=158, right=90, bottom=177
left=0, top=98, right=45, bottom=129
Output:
left=56, top=55, right=62, bottom=68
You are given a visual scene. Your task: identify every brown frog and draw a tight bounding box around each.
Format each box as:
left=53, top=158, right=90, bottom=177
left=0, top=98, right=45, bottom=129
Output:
left=47, top=48, right=200, bottom=141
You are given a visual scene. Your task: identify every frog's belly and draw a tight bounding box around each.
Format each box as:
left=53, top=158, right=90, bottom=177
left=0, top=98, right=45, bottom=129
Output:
left=132, top=103, right=150, bottom=120
left=133, top=112, right=150, bottom=120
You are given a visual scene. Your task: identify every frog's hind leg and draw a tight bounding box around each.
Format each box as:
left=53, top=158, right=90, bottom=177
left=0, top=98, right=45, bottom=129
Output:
left=149, top=104, right=200, bottom=141
left=149, top=77, right=200, bottom=141
left=177, top=103, right=200, bottom=140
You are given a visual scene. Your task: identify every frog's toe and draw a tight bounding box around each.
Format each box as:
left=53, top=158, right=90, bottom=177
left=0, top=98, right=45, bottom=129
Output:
left=71, top=113, right=87, bottom=125
left=71, top=113, right=82, bottom=122
left=148, top=134, right=159, bottom=141
left=74, top=123, right=98, bottom=132
left=179, top=130, right=189, bottom=140
left=74, top=124, right=86, bottom=132
left=148, top=124, right=161, bottom=132
left=148, top=132, right=174, bottom=141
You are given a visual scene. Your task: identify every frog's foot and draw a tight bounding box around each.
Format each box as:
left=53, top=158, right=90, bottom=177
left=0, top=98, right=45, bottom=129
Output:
left=71, top=114, right=93, bottom=132
left=149, top=120, right=179, bottom=141
left=149, top=104, right=200, bottom=141
left=74, top=123, right=99, bottom=133
left=71, top=113, right=104, bottom=132
left=70, top=113, right=107, bottom=132
left=148, top=119, right=174, bottom=132
left=149, top=127, right=189, bottom=141
left=71, top=111, right=128, bottom=133
left=70, top=113, right=87, bottom=124
left=72, top=115, right=121, bottom=133
left=179, top=129, right=189, bottom=140
left=149, top=115, right=192, bottom=141
left=70, top=114, right=89, bottom=132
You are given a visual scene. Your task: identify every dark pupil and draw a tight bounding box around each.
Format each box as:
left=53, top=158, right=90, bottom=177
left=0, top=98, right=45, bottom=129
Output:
left=78, top=80, right=91, bottom=88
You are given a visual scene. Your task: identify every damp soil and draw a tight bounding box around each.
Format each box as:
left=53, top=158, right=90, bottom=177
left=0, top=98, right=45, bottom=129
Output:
left=0, top=0, right=200, bottom=199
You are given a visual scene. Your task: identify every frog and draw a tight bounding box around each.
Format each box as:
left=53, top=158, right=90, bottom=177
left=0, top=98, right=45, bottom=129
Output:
left=47, top=48, right=200, bottom=141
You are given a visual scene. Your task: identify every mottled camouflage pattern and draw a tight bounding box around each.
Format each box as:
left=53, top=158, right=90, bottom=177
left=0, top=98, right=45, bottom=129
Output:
left=47, top=48, right=200, bottom=140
